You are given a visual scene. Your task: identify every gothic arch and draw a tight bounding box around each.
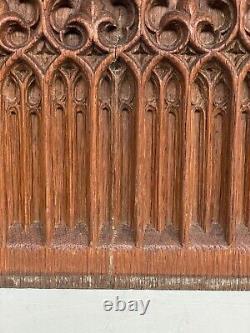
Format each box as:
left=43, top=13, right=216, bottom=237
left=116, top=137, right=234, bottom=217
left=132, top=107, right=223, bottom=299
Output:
left=48, top=60, right=90, bottom=240
left=189, top=56, right=235, bottom=240
left=97, top=57, right=138, bottom=245
left=1, top=60, right=44, bottom=242
left=143, top=57, right=186, bottom=238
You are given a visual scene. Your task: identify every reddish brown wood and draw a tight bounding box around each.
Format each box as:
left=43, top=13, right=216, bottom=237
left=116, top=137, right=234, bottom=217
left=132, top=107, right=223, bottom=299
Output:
left=0, top=0, right=249, bottom=289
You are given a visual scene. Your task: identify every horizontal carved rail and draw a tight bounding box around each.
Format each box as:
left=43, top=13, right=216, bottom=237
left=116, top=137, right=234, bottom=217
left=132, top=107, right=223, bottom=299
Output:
left=0, top=0, right=250, bottom=285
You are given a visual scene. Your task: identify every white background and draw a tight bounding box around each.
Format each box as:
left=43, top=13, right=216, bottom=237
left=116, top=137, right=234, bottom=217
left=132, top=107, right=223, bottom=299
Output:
left=0, top=289, right=250, bottom=333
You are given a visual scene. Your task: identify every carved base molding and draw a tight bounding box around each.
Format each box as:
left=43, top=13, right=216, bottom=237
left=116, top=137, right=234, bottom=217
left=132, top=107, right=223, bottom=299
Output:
left=2, top=275, right=250, bottom=291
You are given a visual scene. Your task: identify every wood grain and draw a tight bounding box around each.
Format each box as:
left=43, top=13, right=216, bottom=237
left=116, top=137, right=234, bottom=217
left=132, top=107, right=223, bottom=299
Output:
left=0, top=0, right=249, bottom=289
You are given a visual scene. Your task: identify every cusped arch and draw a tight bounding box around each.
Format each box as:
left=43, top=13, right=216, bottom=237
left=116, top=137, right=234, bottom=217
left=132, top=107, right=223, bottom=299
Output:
left=2, top=59, right=42, bottom=106
left=46, top=55, right=92, bottom=88
left=47, top=57, right=90, bottom=240
left=143, top=54, right=187, bottom=86
left=96, top=56, right=137, bottom=244
left=96, top=52, right=140, bottom=86
left=142, top=56, right=186, bottom=237
left=191, top=54, right=236, bottom=88
left=189, top=54, right=234, bottom=240
left=1, top=59, right=44, bottom=238
left=0, top=56, right=43, bottom=88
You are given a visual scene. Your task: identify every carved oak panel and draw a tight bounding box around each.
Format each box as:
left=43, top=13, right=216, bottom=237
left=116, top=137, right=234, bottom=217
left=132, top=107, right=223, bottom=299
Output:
left=0, top=0, right=249, bottom=289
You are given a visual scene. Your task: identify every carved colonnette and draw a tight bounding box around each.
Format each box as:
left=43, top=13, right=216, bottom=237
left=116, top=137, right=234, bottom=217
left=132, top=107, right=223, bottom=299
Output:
left=0, top=0, right=249, bottom=289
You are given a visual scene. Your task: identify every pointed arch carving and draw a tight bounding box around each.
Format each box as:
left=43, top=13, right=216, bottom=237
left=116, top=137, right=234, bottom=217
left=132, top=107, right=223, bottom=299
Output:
left=97, top=58, right=137, bottom=245
left=190, top=58, right=234, bottom=242
left=142, top=58, right=185, bottom=244
left=48, top=60, right=90, bottom=244
left=2, top=60, right=44, bottom=244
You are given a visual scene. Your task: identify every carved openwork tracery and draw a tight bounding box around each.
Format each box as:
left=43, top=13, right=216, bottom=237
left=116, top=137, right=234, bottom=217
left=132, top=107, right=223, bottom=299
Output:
left=144, top=0, right=237, bottom=52
left=0, top=0, right=41, bottom=51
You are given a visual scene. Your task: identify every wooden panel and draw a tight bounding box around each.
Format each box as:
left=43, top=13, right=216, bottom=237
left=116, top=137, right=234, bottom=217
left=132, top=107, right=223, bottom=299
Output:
left=0, top=0, right=249, bottom=289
